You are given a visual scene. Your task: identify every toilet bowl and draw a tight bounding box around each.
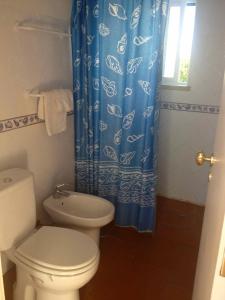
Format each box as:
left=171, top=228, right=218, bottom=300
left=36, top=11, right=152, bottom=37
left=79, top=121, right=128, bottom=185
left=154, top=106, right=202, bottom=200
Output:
left=0, top=168, right=100, bottom=300
left=44, top=192, right=115, bottom=245
left=7, top=226, right=99, bottom=300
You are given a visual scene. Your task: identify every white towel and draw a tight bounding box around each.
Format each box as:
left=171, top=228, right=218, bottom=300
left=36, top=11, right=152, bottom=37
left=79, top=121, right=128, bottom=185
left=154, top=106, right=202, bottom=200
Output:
left=38, top=89, right=73, bottom=136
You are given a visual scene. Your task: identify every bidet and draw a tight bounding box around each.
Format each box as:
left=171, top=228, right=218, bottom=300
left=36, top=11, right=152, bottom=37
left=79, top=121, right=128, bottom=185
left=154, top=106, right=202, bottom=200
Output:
left=43, top=192, right=115, bottom=245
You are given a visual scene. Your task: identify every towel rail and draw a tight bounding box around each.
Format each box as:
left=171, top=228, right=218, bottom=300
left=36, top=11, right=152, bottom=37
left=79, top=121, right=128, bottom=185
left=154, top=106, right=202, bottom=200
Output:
left=25, top=90, right=44, bottom=99
left=15, top=21, right=71, bottom=38
left=25, top=90, right=73, bottom=99
left=28, top=93, right=43, bottom=98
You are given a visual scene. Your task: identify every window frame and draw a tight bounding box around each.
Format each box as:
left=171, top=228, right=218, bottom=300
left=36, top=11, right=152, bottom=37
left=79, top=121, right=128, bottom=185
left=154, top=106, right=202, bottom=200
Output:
left=162, top=0, right=196, bottom=87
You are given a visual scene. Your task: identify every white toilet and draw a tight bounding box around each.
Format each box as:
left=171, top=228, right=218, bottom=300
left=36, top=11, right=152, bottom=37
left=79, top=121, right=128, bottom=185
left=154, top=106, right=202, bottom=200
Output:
left=0, top=168, right=99, bottom=300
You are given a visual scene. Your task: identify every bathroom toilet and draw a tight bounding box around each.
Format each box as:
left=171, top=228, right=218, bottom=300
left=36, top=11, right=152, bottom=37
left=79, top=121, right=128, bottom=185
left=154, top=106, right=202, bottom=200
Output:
left=0, top=168, right=99, bottom=300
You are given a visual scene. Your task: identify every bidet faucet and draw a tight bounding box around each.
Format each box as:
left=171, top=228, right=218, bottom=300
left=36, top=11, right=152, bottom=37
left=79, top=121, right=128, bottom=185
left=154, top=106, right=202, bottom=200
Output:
left=53, top=183, right=74, bottom=199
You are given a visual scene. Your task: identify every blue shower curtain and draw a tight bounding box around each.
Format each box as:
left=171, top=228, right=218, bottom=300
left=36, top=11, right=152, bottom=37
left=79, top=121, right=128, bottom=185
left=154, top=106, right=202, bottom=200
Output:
left=71, top=0, right=168, bottom=231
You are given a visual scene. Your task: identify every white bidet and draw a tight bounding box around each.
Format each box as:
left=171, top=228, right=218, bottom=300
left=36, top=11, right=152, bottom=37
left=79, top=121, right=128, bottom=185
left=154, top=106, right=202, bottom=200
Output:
left=44, top=192, right=115, bottom=245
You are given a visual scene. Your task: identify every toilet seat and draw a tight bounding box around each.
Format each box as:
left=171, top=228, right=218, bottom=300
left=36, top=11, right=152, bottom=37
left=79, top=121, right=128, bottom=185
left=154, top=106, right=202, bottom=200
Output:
left=13, top=226, right=99, bottom=276
left=14, top=251, right=100, bottom=277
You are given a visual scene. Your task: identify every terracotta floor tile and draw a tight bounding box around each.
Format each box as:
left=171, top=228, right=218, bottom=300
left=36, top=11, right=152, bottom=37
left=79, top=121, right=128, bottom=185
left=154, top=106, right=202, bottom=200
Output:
left=4, top=197, right=204, bottom=300
left=159, top=283, right=193, bottom=300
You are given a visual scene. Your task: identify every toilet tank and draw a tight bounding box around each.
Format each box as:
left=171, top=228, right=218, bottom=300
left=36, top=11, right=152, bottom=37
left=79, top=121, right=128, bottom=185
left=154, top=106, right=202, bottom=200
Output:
left=0, top=168, right=36, bottom=251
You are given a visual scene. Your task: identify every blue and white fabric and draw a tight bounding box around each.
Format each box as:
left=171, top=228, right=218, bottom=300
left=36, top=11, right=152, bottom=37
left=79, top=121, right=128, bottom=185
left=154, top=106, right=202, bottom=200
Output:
left=71, top=0, right=168, bottom=231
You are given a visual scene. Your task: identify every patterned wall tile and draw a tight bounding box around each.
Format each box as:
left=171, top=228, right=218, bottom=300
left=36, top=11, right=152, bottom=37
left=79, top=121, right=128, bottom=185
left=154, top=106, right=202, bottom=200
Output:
left=0, top=114, right=43, bottom=133
left=0, top=112, right=73, bottom=134
left=0, top=103, right=219, bottom=134
left=160, top=101, right=220, bottom=114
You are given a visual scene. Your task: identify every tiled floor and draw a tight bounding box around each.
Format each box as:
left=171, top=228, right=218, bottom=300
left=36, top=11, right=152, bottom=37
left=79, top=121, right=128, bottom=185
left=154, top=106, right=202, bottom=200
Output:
left=4, top=197, right=204, bottom=300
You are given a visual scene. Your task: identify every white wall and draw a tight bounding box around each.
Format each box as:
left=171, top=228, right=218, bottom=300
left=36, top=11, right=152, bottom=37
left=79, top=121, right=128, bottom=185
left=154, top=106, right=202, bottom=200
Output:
left=0, top=0, right=72, bottom=119
left=0, top=0, right=74, bottom=274
left=158, top=0, right=225, bottom=205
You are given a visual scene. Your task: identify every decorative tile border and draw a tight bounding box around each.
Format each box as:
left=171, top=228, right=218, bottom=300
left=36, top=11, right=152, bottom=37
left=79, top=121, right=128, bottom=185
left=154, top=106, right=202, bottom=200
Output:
left=160, top=101, right=220, bottom=114
left=0, top=102, right=219, bottom=134
left=0, top=114, right=42, bottom=133
left=0, top=112, right=73, bottom=134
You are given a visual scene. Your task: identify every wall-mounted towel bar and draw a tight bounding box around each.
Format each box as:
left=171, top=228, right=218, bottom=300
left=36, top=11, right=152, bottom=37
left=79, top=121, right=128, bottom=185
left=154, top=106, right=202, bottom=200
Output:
left=15, top=21, right=71, bottom=38
left=28, top=93, right=43, bottom=98
left=25, top=89, right=74, bottom=99
left=25, top=89, right=73, bottom=99
left=25, top=90, right=44, bottom=99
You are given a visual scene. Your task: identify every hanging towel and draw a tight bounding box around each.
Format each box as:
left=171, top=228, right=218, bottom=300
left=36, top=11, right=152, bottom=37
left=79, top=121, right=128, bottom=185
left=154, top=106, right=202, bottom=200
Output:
left=38, top=89, right=73, bottom=136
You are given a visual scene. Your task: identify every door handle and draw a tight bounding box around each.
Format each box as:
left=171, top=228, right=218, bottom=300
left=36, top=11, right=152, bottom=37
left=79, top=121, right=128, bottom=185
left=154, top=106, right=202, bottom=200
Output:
left=195, top=151, right=216, bottom=166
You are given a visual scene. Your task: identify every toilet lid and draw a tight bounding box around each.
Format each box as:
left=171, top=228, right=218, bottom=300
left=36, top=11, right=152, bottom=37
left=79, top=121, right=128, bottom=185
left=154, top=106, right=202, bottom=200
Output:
left=16, top=226, right=99, bottom=271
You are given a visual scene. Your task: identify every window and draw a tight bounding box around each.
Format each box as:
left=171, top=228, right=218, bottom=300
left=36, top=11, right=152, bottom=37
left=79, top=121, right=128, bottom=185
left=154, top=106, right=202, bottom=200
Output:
left=162, top=0, right=196, bottom=86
